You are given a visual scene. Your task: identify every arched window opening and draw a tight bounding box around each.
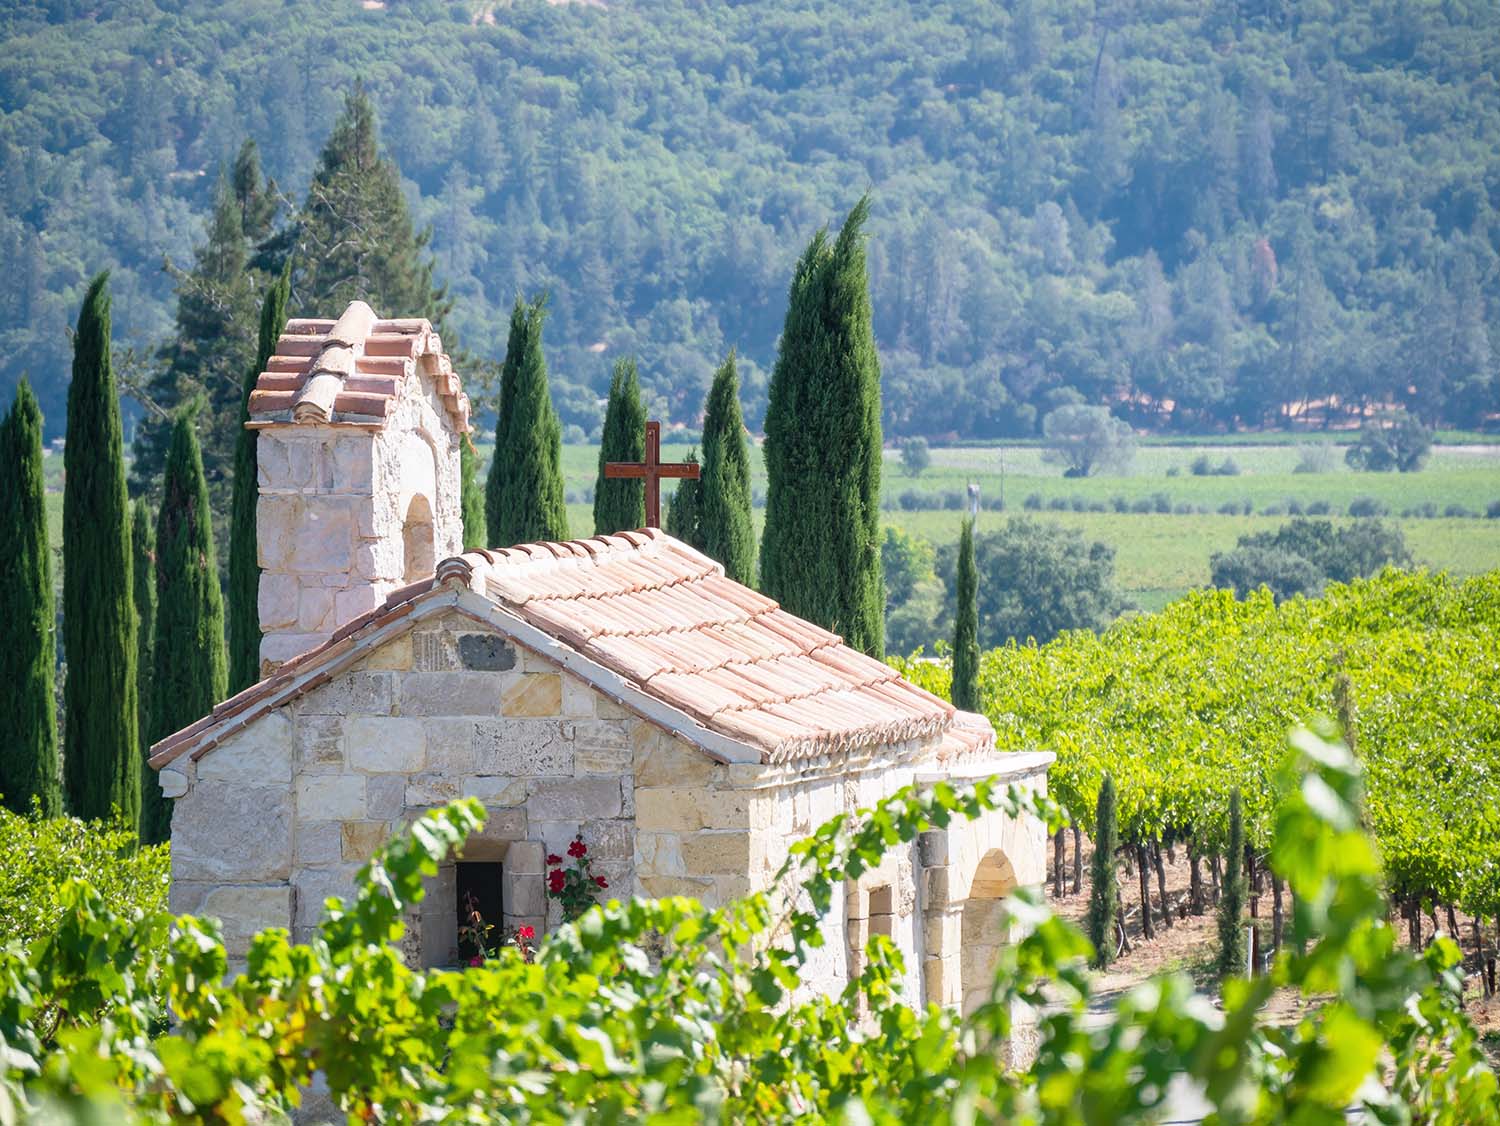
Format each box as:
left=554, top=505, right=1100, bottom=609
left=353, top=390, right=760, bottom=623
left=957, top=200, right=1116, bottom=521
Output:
left=402, top=494, right=436, bottom=583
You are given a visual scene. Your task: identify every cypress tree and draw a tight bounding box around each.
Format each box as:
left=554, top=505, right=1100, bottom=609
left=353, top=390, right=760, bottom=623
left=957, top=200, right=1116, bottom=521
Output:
left=485, top=296, right=569, bottom=547
left=699, top=351, right=755, bottom=584
left=0, top=379, right=60, bottom=816
left=1217, top=787, right=1249, bottom=980
left=951, top=517, right=980, bottom=711
left=63, top=272, right=140, bottom=827
left=665, top=450, right=703, bottom=548
left=131, top=498, right=157, bottom=827
left=1085, top=775, right=1121, bottom=968
left=760, top=197, right=884, bottom=656
left=228, top=264, right=289, bottom=693
left=593, top=358, right=647, bottom=534
left=460, top=436, right=486, bottom=550
left=146, top=411, right=228, bottom=845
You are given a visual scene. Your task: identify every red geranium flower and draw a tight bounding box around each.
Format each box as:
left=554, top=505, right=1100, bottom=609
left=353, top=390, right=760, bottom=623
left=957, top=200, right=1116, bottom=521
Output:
left=567, top=839, right=588, bottom=859
left=468, top=955, right=484, bottom=967
left=517, top=925, right=535, bottom=941
left=593, top=876, right=608, bottom=889
left=546, top=854, right=563, bottom=866
left=547, top=870, right=566, bottom=894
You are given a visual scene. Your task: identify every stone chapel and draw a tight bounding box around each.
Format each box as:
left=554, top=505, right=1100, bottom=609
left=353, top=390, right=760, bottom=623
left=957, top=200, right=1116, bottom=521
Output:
left=148, top=300, right=1052, bottom=1017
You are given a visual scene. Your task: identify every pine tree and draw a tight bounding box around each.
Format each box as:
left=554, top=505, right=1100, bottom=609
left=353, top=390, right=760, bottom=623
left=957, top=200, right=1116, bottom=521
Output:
left=131, top=498, right=157, bottom=824
left=1085, top=775, right=1120, bottom=969
left=951, top=517, right=980, bottom=711
left=760, top=198, right=884, bottom=656
left=593, top=358, right=646, bottom=535
left=131, top=173, right=264, bottom=543
left=699, top=352, right=754, bottom=583
left=0, top=379, right=60, bottom=816
left=460, top=436, right=486, bottom=550
left=288, top=86, right=448, bottom=325
left=146, top=411, right=228, bottom=845
left=485, top=296, right=569, bottom=547
left=231, top=139, right=279, bottom=246
left=63, top=273, right=140, bottom=826
left=665, top=450, right=703, bottom=548
left=1217, top=787, right=1248, bottom=980
left=228, top=265, right=289, bottom=693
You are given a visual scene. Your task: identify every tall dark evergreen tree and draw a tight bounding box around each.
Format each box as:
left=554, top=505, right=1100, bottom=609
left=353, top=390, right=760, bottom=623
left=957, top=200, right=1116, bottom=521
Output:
left=951, top=517, right=980, bottom=711
left=146, top=412, right=228, bottom=845
left=1217, top=788, right=1249, bottom=980
left=287, top=86, right=448, bottom=325
left=698, top=352, right=754, bottom=583
left=63, top=273, right=140, bottom=826
left=760, top=198, right=884, bottom=656
left=131, top=172, right=265, bottom=538
left=131, top=498, right=156, bottom=820
left=665, top=450, right=703, bottom=548
left=228, top=265, right=289, bottom=693
left=593, top=358, right=647, bottom=534
left=460, top=436, right=486, bottom=550
left=485, top=297, right=569, bottom=547
left=1085, top=775, right=1121, bottom=968
left=0, top=379, right=60, bottom=816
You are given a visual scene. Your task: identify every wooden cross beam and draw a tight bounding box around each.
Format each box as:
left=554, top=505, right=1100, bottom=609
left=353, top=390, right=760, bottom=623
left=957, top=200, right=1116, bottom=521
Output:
left=603, top=420, right=699, bottom=530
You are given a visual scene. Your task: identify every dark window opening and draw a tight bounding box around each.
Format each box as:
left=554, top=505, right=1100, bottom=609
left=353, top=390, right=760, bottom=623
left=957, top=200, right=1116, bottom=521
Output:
left=457, top=861, right=503, bottom=961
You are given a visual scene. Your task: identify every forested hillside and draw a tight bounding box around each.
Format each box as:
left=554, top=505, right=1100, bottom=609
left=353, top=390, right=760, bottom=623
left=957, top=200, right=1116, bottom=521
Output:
left=3, top=0, right=1499, bottom=442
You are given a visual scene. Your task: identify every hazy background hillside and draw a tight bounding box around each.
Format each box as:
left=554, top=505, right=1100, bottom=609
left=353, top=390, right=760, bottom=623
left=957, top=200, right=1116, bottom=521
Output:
left=3, top=0, right=1498, bottom=440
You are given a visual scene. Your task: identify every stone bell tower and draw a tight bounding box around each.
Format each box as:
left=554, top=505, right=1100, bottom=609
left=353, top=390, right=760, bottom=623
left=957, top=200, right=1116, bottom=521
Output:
left=245, top=300, right=471, bottom=674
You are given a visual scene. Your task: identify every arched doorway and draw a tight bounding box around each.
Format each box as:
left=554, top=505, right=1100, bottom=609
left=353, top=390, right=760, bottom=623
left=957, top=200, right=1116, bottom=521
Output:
left=959, top=848, right=1017, bottom=1016
left=402, top=494, right=435, bottom=583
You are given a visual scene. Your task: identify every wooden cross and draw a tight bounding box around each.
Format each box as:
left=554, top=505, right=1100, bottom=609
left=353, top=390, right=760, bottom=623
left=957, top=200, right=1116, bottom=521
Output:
left=603, top=420, right=699, bottom=529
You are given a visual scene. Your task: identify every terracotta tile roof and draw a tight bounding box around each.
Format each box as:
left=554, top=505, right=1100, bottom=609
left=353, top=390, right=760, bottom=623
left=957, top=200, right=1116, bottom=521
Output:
left=443, top=529, right=958, bottom=763
left=246, top=300, right=470, bottom=432
left=150, top=530, right=985, bottom=770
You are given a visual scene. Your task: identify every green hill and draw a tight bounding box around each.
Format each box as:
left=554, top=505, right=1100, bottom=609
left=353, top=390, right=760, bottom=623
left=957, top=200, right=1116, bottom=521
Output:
left=2, top=0, right=1497, bottom=439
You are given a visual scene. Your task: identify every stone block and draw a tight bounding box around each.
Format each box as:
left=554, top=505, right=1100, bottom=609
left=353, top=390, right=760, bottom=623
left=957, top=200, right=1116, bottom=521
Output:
left=458, top=634, right=516, bottom=671
left=331, top=435, right=374, bottom=491
left=297, top=672, right=394, bottom=717
left=169, top=881, right=211, bottom=915
left=588, top=819, right=633, bottom=861
left=712, top=876, right=754, bottom=903
left=635, top=831, right=686, bottom=877
left=527, top=777, right=621, bottom=821
left=679, top=831, right=752, bottom=875
left=288, top=500, right=355, bottom=573
left=294, top=865, right=361, bottom=929
left=422, top=718, right=478, bottom=774
left=342, top=820, right=392, bottom=863
left=399, top=672, right=500, bottom=716
left=638, top=875, right=713, bottom=900
left=295, top=820, right=343, bottom=867
left=256, top=434, right=291, bottom=489
left=335, top=584, right=382, bottom=626
left=201, top=885, right=294, bottom=957
left=347, top=716, right=426, bottom=773
left=634, top=788, right=701, bottom=832
left=561, top=673, right=595, bottom=718
left=634, top=731, right=719, bottom=788
left=256, top=572, right=299, bottom=631
left=197, top=712, right=292, bottom=783
left=297, top=585, right=335, bottom=632
left=923, top=954, right=960, bottom=1007
left=503, top=872, right=546, bottom=917
left=575, top=745, right=632, bottom=775
left=923, top=908, right=962, bottom=956
left=595, top=696, right=631, bottom=721
left=472, top=719, right=574, bottom=776
left=354, top=539, right=402, bottom=584
left=296, top=775, right=366, bottom=822
left=923, top=866, right=955, bottom=910
left=366, top=775, right=405, bottom=819
left=505, top=841, right=546, bottom=876
left=501, top=674, right=561, bottom=717
left=412, top=630, right=459, bottom=672
left=158, top=768, right=188, bottom=798
left=172, top=782, right=293, bottom=882
left=295, top=715, right=345, bottom=774
left=917, top=830, right=950, bottom=869
left=405, top=772, right=462, bottom=808
left=467, top=807, right=527, bottom=849
left=462, top=775, right=527, bottom=806
left=363, top=633, right=413, bottom=671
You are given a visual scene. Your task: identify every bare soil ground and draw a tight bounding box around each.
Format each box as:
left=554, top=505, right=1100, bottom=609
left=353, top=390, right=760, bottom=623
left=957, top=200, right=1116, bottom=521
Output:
left=1046, top=836, right=1500, bottom=1067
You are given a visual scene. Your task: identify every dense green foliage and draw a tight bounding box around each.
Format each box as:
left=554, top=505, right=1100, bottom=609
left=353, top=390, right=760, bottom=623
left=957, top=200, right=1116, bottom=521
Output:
left=459, top=436, right=486, bottom=552
left=762, top=199, right=884, bottom=656
left=7, top=2, right=1500, bottom=441
left=2, top=732, right=1496, bottom=1121
left=1218, top=788, right=1249, bottom=980
left=592, top=358, right=647, bottom=534
left=893, top=569, right=1500, bottom=925
left=485, top=297, right=569, bottom=547
left=0, top=380, right=59, bottom=816
left=950, top=517, right=979, bottom=711
left=1041, top=405, right=1136, bottom=477
left=934, top=518, right=1122, bottom=647
left=130, top=499, right=155, bottom=799
left=881, top=526, right=944, bottom=657
left=664, top=450, right=703, bottom=548
left=61, top=274, right=139, bottom=828
left=1084, top=775, right=1119, bottom=970
left=1346, top=410, right=1434, bottom=473
left=228, top=265, right=288, bottom=693
left=698, top=353, right=755, bottom=583
left=146, top=414, right=226, bottom=845
left=1210, top=516, right=1412, bottom=599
